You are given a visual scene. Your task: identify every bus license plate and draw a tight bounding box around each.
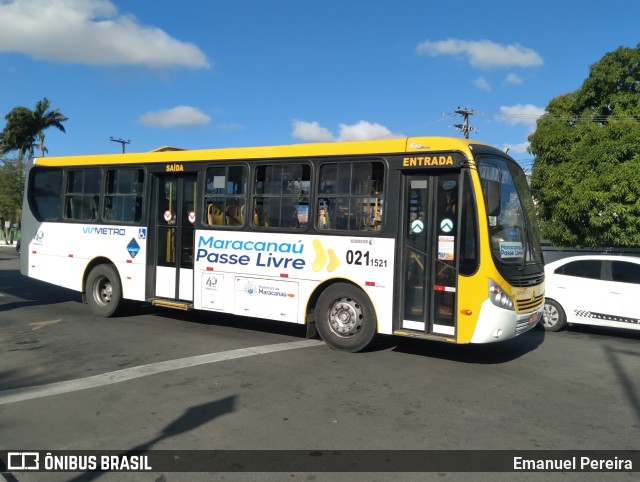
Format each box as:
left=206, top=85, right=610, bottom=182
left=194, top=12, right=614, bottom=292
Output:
left=528, top=312, right=539, bottom=325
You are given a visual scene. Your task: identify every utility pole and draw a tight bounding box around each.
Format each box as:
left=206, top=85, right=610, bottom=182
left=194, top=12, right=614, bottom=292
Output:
left=453, top=107, right=478, bottom=139
left=110, top=137, right=131, bottom=153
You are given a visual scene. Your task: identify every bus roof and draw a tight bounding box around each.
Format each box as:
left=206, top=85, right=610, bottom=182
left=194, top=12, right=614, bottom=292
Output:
left=34, top=136, right=490, bottom=167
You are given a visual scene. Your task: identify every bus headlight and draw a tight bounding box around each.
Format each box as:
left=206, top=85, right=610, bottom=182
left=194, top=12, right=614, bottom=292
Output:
left=489, top=280, right=514, bottom=311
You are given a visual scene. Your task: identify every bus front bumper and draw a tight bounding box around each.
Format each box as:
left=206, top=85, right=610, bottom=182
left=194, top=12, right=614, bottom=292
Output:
left=470, top=299, right=543, bottom=343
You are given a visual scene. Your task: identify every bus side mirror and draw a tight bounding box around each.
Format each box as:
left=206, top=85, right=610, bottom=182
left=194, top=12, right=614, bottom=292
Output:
left=486, top=180, right=501, bottom=216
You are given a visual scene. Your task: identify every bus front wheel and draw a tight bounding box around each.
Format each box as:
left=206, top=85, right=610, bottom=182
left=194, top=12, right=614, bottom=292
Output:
left=315, top=283, right=377, bottom=352
left=85, top=264, right=122, bottom=317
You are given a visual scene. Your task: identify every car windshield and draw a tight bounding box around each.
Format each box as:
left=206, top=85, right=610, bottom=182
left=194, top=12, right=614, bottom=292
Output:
left=477, top=156, right=543, bottom=267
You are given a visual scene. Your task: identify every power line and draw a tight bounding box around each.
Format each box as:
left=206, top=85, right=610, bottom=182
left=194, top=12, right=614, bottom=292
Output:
left=493, top=112, right=640, bottom=121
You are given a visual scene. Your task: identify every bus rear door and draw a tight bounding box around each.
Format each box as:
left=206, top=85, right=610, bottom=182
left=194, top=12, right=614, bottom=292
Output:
left=151, top=174, right=197, bottom=303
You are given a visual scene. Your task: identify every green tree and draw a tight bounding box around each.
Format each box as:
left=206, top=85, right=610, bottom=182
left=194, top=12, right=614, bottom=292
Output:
left=0, top=156, right=24, bottom=244
left=0, top=98, right=68, bottom=158
left=529, top=44, right=640, bottom=247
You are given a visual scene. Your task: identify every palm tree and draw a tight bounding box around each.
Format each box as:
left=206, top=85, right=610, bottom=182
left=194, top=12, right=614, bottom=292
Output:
left=33, top=98, right=67, bottom=157
left=0, top=98, right=68, bottom=158
left=0, top=107, right=35, bottom=159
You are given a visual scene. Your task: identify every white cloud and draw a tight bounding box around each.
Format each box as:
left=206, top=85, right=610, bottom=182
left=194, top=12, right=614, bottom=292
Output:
left=336, top=121, right=403, bottom=142
left=474, top=76, right=491, bottom=92
left=291, top=120, right=334, bottom=142
left=416, top=39, right=543, bottom=69
left=0, top=0, right=209, bottom=69
left=495, top=104, right=546, bottom=131
left=292, top=120, right=403, bottom=142
left=506, top=73, right=523, bottom=84
left=138, top=106, right=211, bottom=128
left=503, top=142, right=530, bottom=154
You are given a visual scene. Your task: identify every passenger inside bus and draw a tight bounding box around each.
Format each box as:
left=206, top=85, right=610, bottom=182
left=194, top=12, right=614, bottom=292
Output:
left=226, top=203, right=244, bottom=225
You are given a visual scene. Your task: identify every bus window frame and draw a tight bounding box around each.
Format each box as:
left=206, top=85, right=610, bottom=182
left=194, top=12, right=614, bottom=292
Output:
left=62, top=168, right=103, bottom=223
left=250, top=159, right=312, bottom=232
left=102, top=167, right=146, bottom=225
left=314, top=157, right=387, bottom=234
left=28, top=167, right=64, bottom=222
left=458, top=168, right=480, bottom=277
left=202, top=162, right=250, bottom=230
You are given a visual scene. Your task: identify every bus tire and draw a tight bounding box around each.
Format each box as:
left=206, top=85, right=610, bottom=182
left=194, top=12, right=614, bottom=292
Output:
left=542, top=298, right=567, bottom=332
left=85, top=264, right=122, bottom=317
left=315, top=283, right=377, bottom=352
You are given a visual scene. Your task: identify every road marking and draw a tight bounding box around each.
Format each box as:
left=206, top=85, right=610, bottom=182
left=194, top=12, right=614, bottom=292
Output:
left=0, top=339, right=324, bottom=405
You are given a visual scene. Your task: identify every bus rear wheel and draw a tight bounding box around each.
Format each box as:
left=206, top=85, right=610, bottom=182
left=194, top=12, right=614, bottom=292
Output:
left=85, top=264, right=122, bottom=317
left=315, top=283, right=377, bottom=352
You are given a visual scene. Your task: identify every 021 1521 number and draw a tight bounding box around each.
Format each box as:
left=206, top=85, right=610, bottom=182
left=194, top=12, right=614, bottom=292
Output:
left=346, top=250, right=387, bottom=267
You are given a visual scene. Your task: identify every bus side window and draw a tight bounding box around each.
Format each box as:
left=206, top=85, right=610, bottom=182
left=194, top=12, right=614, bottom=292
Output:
left=204, top=165, right=247, bottom=228
left=92, top=195, right=99, bottom=221
left=459, top=171, right=479, bottom=275
left=65, top=169, right=101, bottom=221
left=29, top=169, right=63, bottom=220
left=317, top=161, right=384, bottom=232
left=103, top=169, right=144, bottom=224
left=281, top=203, right=299, bottom=228
left=134, top=197, right=143, bottom=221
left=253, top=163, right=310, bottom=230
left=103, top=197, right=113, bottom=221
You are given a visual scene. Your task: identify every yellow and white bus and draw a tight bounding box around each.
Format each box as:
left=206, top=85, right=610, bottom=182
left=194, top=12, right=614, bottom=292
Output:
left=20, top=136, right=544, bottom=352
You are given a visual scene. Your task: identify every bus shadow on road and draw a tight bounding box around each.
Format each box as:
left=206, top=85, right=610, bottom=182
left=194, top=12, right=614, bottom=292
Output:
left=147, top=306, right=310, bottom=339
left=374, top=326, right=546, bottom=364
left=0, top=269, right=81, bottom=313
left=143, top=307, right=546, bottom=363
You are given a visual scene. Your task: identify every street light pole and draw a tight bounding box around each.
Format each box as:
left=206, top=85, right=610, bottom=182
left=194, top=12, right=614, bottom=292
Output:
left=110, top=137, right=131, bottom=153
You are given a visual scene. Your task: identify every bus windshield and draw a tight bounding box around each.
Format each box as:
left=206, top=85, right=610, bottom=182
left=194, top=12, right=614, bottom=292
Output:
left=477, top=156, right=543, bottom=268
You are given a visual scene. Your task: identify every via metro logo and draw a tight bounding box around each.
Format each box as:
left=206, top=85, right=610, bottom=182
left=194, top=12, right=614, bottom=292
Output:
left=311, top=239, right=339, bottom=273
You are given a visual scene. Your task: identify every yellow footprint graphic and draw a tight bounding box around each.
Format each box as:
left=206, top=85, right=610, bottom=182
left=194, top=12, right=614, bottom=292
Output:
left=326, top=249, right=339, bottom=272
left=312, top=239, right=328, bottom=272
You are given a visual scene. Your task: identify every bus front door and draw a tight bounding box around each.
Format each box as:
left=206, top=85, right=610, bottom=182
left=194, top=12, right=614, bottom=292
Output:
left=152, top=174, right=197, bottom=302
left=401, top=173, right=460, bottom=339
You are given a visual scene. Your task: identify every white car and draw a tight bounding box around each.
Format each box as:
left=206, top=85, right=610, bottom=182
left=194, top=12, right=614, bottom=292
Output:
left=543, top=255, right=640, bottom=332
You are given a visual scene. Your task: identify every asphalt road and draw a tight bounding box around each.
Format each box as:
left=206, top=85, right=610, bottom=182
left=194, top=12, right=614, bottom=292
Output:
left=1, top=246, right=639, bottom=481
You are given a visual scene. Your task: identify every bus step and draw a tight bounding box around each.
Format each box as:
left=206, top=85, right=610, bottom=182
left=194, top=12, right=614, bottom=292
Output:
left=151, top=299, right=193, bottom=311
left=393, top=330, right=454, bottom=342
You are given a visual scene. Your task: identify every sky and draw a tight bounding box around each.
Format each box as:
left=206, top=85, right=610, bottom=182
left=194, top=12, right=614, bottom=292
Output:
left=1, top=0, right=639, bottom=172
